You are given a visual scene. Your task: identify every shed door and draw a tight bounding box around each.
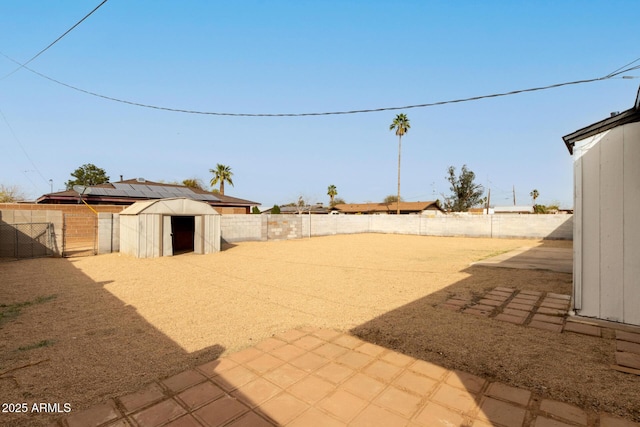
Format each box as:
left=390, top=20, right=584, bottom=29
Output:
left=171, top=216, right=195, bottom=254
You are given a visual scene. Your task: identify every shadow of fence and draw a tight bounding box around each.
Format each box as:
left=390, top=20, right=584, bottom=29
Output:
left=0, top=222, right=57, bottom=260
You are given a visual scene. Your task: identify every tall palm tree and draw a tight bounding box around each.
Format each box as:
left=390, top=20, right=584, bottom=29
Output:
left=389, top=113, right=411, bottom=214
left=530, top=189, right=539, bottom=204
left=209, top=164, right=234, bottom=195
left=327, top=184, right=338, bottom=206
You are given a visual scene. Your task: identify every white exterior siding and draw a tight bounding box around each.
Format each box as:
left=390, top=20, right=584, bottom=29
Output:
left=573, top=122, right=640, bottom=325
left=623, top=124, right=640, bottom=325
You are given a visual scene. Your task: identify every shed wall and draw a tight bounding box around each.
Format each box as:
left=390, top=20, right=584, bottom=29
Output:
left=574, top=122, right=640, bottom=325
left=140, top=214, right=161, bottom=258
left=119, top=215, right=140, bottom=257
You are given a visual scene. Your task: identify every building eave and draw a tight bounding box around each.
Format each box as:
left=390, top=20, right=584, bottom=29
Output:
left=562, top=86, right=640, bottom=155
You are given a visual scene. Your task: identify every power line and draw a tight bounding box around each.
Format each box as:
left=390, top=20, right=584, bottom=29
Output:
left=1, top=50, right=639, bottom=117
left=0, top=0, right=109, bottom=80
left=0, top=107, right=49, bottom=190
left=605, top=56, right=640, bottom=78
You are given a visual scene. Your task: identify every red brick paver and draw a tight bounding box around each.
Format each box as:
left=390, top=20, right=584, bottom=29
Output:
left=54, top=327, right=640, bottom=427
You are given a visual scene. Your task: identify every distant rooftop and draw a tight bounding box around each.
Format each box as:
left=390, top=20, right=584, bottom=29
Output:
left=36, top=179, right=259, bottom=208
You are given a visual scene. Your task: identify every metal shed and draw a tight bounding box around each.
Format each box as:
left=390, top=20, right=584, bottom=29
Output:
left=119, top=198, right=221, bottom=258
left=563, top=87, right=640, bottom=326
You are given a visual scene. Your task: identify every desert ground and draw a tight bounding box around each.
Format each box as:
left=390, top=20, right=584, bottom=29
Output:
left=1, top=234, right=638, bottom=426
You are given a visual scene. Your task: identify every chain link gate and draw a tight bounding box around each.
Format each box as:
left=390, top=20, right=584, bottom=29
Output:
left=0, top=222, right=55, bottom=259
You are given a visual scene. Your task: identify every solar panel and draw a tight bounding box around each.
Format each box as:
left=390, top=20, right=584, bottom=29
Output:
left=84, top=183, right=221, bottom=202
left=113, top=183, right=133, bottom=190
left=90, top=188, right=109, bottom=196
left=124, top=189, right=145, bottom=197
left=178, top=187, right=195, bottom=195
left=158, top=186, right=176, bottom=194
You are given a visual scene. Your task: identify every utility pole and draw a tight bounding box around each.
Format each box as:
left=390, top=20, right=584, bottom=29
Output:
left=486, top=188, right=491, bottom=214
left=513, top=185, right=516, bottom=206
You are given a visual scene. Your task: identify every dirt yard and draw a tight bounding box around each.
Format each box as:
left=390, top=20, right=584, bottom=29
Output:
left=1, top=234, right=638, bottom=426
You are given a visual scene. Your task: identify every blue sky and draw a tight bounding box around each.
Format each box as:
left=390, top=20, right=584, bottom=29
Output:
left=1, top=1, right=639, bottom=208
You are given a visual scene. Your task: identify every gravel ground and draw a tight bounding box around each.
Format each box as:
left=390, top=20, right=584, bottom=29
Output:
left=0, top=234, right=638, bottom=426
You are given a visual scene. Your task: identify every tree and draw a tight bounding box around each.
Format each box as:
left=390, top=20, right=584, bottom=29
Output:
left=327, top=185, right=338, bottom=206
left=389, top=113, right=411, bottom=214
left=271, top=204, right=281, bottom=214
left=209, top=164, right=234, bottom=195
left=296, top=196, right=306, bottom=214
left=333, top=197, right=346, bottom=205
left=65, top=164, right=109, bottom=190
left=251, top=206, right=261, bottom=214
left=443, top=165, right=484, bottom=212
left=530, top=189, right=539, bottom=204
left=0, top=184, right=26, bottom=202
left=183, top=178, right=204, bottom=190
left=383, top=194, right=403, bottom=204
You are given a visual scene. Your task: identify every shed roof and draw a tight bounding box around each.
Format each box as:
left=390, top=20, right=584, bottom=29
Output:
left=120, top=198, right=219, bottom=215
left=562, top=86, right=640, bottom=154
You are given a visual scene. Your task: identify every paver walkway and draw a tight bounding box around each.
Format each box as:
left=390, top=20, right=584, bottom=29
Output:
left=54, top=327, right=638, bottom=427
left=441, top=287, right=579, bottom=333
left=471, top=247, right=572, bottom=274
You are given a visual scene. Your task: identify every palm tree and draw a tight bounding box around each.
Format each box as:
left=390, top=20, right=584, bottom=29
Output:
left=389, top=113, right=411, bottom=214
left=530, top=189, right=539, bottom=204
left=209, top=164, right=234, bottom=195
left=327, top=184, right=338, bottom=206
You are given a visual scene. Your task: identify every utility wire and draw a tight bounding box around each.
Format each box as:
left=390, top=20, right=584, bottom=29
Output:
left=0, top=0, right=109, bottom=81
left=605, top=56, right=640, bottom=78
left=0, top=107, right=49, bottom=189
left=1, top=50, right=639, bottom=117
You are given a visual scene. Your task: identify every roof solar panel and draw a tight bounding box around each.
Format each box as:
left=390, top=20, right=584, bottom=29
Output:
left=113, top=183, right=133, bottom=190
left=90, top=188, right=109, bottom=196
left=141, top=190, right=158, bottom=198
left=124, top=189, right=145, bottom=197
left=158, top=186, right=176, bottom=194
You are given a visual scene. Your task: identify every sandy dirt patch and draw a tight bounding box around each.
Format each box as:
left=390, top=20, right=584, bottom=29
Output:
left=1, top=234, right=638, bottom=426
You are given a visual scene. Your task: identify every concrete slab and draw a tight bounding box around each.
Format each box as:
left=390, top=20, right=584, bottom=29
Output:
left=471, top=247, right=573, bottom=273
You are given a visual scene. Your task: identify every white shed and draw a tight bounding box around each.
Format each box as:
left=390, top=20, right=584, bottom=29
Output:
left=562, top=87, right=640, bottom=326
left=119, top=198, right=221, bottom=258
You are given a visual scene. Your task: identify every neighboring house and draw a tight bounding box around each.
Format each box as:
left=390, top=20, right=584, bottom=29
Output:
left=331, top=201, right=444, bottom=215
left=36, top=178, right=259, bottom=214
left=265, top=204, right=330, bottom=214
left=493, top=205, right=535, bottom=214
left=562, top=86, right=640, bottom=326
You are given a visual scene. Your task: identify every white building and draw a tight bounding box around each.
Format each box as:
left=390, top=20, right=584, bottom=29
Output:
left=119, top=198, right=221, bottom=258
left=562, top=87, right=640, bottom=326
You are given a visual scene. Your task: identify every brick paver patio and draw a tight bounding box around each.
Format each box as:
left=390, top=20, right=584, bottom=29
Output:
left=52, top=327, right=639, bottom=427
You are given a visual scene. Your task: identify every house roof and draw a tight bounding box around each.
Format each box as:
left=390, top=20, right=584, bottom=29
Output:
left=276, top=205, right=330, bottom=214
left=36, top=179, right=259, bottom=207
left=493, top=205, right=535, bottom=214
left=562, top=86, right=640, bottom=154
left=332, top=201, right=443, bottom=214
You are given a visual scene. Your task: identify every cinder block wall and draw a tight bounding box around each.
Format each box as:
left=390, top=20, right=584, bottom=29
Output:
left=0, top=204, right=125, bottom=254
left=268, top=215, right=302, bottom=240
left=220, top=214, right=573, bottom=243
left=219, top=215, right=263, bottom=242
left=0, top=209, right=64, bottom=256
